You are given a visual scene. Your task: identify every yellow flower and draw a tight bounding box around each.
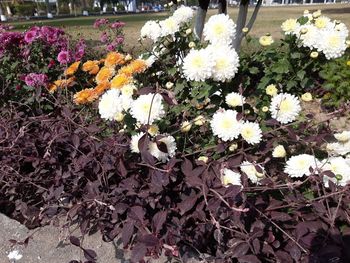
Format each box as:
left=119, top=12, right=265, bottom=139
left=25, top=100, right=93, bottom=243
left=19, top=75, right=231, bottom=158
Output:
left=104, top=52, right=125, bottom=68
left=49, top=77, right=76, bottom=93
left=166, top=82, right=174, bottom=89
left=115, top=113, right=125, bottom=122
left=346, top=60, right=350, bottom=66
left=73, top=88, right=99, bottom=105
left=64, top=61, right=80, bottom=76
left=181, top=121, right=192, bottom=133
left=197, top=156, right=208, bottom=163
left=259, top=35, right=274, bottom=46
left=310, top=51, right=318, bottom=59
left=111, top=74, right=132, bottom=89
left=272, top=145, right=286, bottom=158
left=301, top=92, right=313, bottom=102
left=96, top=66, right=114, bottom=84
left=266, top=84, right=278, bottom=96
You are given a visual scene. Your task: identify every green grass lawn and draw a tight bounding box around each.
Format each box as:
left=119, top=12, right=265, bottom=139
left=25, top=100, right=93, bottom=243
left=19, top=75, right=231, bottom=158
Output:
left=7, top=3, right=350, bottom=52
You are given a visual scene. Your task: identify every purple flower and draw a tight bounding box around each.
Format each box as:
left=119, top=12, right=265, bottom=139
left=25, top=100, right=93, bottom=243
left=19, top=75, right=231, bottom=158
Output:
left=110, top=21, right=126, bottom=29
left=24, top=30, right=38, bottom=43
left=115, top=35, right=124, bottom=45
left=93, top=19, right=109, bottom=28
left=57, top=50, right=70, bottom=64
left=100, top=32, right=108, bottom=43
left=107, top=44, right=115, bottom=51
left=24, top=73, right=48, bottom=88
left=74, top=39, right=86, bottom=61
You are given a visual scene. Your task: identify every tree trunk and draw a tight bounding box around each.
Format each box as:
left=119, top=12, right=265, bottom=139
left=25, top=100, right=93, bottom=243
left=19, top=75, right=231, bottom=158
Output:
left=6, top=4, right=12, bottom=16
left=56, top=0, right=60, bottom=15
left=218, top=0, right=227, bottom=14
left=194, top=0, right=210, bottom=39
left=0, top=4, right=6, bottom=22
left=45, top=0, right=53, bottom=18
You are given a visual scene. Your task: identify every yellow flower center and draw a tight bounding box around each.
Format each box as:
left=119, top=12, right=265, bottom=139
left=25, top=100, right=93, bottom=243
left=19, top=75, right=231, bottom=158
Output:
left=241, top=127, right=253, bottom=140
left=215, top=57, right=228, bottom=70
left=213, top=24, right=225, bottom=36
left=279, top=99, right=293, bottom=113
left=191, top=56, right=204, bottom=68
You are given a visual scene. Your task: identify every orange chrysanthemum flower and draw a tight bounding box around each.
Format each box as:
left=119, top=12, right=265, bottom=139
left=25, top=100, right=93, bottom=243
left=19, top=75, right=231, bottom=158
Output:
left=110, top=74, right=131, bottom=89
left=105, top=52, right=125, bottom=68
left=48, top=77, right=76, bottom=93
left=64, top=61, right=80, bottom=76
left=73, top=88, right=99, bottom=104
left=129, top=59, right=147, bottom=74
left=82, top=60, right=98, bottom=71
left=94, top=81, right=110, bottom=95
left=95, top=66, right=114, bottom=84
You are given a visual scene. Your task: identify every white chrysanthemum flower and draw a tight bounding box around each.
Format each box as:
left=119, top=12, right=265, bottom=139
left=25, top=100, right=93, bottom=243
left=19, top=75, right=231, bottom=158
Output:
left=172, top=5, right=194, bottom=24
left=182, top=49, right=214, bottom=81
left=225, top=92, right=245, bottom=107
left=334, top=22, right=349, bottom=38
left=297, top=24, right=319, bottom=49
left=240, top=161, right=265, bottom=184
left=210, top=109, right=242, bottom=141
left=121, top=83, right=137, bottom=97
left=221, top=168, right=242, bottom=187
left=317, top=30, right=347, bottom=59
left=130, top=93, right=165, bottom=125
left=334, top=131, right=350, bottom=143
left=98, top=89, right=124, bottom=121
left=8, top=250, right=23, bottom=261
left=240, top=122, right=262, bottom=145
left=141, top=20, right=161, bottom=42
left=281, top=18, right=300, bottom=34
left=269, top=93, right=301, bottom=124
left=206, top=44, right=240, bottom=82
left=284, top=154, right=318, bottom=178
left=130, top=132, right=145, bottom=153
left=272, top=145, right=286, bottom=158
left=326, top=141, right=350, bottom=156
left=121, top=95, right=133, bottom=111
left=148, top=135, right=177, bottom=162
left=203, top=14, right=236, bottom=45
left=314, top=16, right=331, bottom=29
left=322, top=157, right=350, bottom=187
left=159, top=17, right=180, bottom=37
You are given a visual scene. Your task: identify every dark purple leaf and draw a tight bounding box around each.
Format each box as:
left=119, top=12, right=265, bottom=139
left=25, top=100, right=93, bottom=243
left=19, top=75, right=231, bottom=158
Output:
left=83, top=249, right=97, bottom=261
left=131, top=243, right=147, bottom=262
left=69, top=236, right=80, bottom=247
left=139, top=234, right=159, bottom=247
left=238, top=255, right=261, bottom=263
left=152, top=211, right=167, bottom=233
left=122, top=221, right=134, bottom=247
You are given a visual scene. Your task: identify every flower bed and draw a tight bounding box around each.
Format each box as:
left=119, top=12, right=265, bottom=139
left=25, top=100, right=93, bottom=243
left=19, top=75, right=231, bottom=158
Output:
left=1, top=8, right=350, bottom=263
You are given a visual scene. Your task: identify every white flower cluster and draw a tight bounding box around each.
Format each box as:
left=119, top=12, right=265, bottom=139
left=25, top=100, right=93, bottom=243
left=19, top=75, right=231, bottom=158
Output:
left=284, top=153, right=350, bottom=187
left=240, top=161, right=265, bottom=184
left=99, top=88, right=133, bottom=121
left=327, top=130, right=350, bottom=156
left=281, top=11, right=349, bottom=59
left=130, top=93, right=165, bottom=125
left=221, top=168, right=242, bottom=187
left=140, top=5, right=194, bottom=41
left=210, top=109, right=262, bottom=144
left=182, top=14, right=239, bottom=83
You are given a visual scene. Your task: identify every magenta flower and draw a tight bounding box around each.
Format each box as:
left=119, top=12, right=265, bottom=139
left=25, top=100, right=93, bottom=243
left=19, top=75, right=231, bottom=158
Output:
left=57, top=50, right=70, bottom=64
left=24, top=30, right=37, bottom=43
left=94, top=19, right=109, bottom=28
left=100, top=32, right=108, bottom=43
left=24, top=73, right=48, bottom=88
left=110, top=21, right=126, bottom=29
left=107, top=44, right=115, bottom=51
left=115, top=36, right=124, bottom=45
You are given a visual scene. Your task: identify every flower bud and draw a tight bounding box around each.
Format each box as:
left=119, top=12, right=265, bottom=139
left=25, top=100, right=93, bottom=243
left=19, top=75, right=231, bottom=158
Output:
left=181, top=121, right=192, bottom=133
left=188, top=41, right=196, bottom=48
left=229, top=143, right=238, bottom=152
left=262, top=106, right=269, bottom=112
left=301, top=92, right=313, bottom=102
left=115, top=112, right=125, bottom=122
left=310, top=51, right=318, bottom=59
left=169, top=2, right=173, bottom=6
left=272, top=145, right=286, bottom=158
left=242, top=27, right=249, bottom=33
left=335, top=174, right=343, bottom=181
left=125, top=54, right=132, bottom=61
left=166, top=81, right=174, bottom=89
left=300, top=28, right=308, bottom=34
left=185, top=28, right=192, bottom=35
left=198, top=156, right=208, bottom=163
left=312, top=10, right=321, bottom=18
left=194, top=115, right=205, bottom=126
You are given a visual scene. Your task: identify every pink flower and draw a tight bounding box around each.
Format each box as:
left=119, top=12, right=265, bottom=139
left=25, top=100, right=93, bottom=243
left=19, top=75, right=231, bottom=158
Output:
left=94, top=19, right=109, bottom=28
left=110, top=21, right=126, bottom=29
left=115, top=36, right=124, bottom=44
left=57, top=50, right=70, bottom=64
left=24, top=73, right=48, bottom=88
left=100, top=32, right=108, bottom=43
left=24, top=30, right=37, bottom=43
